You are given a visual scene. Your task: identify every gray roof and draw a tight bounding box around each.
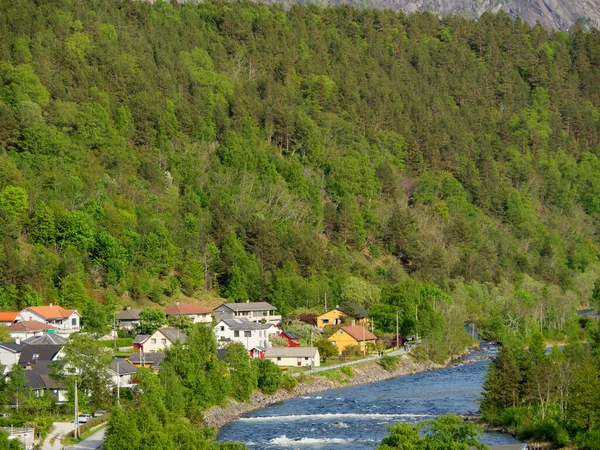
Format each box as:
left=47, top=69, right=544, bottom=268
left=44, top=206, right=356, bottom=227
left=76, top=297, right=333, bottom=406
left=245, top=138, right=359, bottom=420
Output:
left=265, top=347, right=319, bottom=358
left=19, top=345, right=62, bottom=365
left=128, top=352, right=164, bottom=369
left=220, top=318, right=273, bottom=331
left=159, top=328, right=187, bottom=344
left=24, top=369, right=64, bottom=390
left=0, top=342, right=22, bottom=353
left=22, top=334, right=67, bottom=346
left=215, top=302, right=277, bottom=313
left=281, top=331, right=299, bottom=340
left=111, top=358, right=137, bottom=375
left=345, top=305, right=368, bottom=318
left=118, top=309, right=142, bottom=321
left=133, top=335, right=149, bottom=345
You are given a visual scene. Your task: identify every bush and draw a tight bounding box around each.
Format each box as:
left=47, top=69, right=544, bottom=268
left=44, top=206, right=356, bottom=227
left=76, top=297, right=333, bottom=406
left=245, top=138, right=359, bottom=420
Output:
left=518, top=418, right=569, bottom=446
left=340, top=366, right=353, bottom=378
left=253, top=359, right=282, bottom=394
left=378, top=355, right=399, bottom=371
left=281, top=374, right=297, bottom=391
left=575, top=429, right=600, bottom=449
left=342, top=345, right=361, bottom=357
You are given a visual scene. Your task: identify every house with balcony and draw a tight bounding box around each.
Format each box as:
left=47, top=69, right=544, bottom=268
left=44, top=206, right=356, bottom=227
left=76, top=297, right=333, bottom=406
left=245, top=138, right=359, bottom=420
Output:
left=117, top=308, right=142, bottom=330
left=164, top=303, right=212, bottom=324
left=16, top=305, right=80, bottom=334
left=213, top=318, right=278, bottom=350
left=213, top=301, right=281, bottom=325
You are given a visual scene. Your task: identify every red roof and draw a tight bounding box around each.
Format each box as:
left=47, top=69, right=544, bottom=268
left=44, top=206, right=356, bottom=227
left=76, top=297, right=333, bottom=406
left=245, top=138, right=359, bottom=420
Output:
left=0, top=312, right=18, bottom=322
left=8, top=321, right=57, bottom=332
left=25, top=305, right=76, bottom=319
left=164, top=304, right=211, bottom=316
left=341, top=326, right=377, bottom=342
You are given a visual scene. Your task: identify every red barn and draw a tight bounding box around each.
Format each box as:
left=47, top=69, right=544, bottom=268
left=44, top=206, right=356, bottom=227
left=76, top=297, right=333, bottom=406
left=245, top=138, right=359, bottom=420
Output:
left=280, top=331, right=300, bottom=347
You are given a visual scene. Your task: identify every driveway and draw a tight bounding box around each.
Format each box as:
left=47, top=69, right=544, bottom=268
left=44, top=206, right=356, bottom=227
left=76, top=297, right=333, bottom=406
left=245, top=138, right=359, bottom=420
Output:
left=42, top=422, right=74, bottom=450
left=67, top=427, right=106, bottom=449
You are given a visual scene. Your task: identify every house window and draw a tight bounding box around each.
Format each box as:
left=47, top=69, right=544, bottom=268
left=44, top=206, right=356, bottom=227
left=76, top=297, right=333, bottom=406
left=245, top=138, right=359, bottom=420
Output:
left=71, top=318, right=77, bottom=326
left=322, top=319, right=329, bottom=324
left=305, top=357, right=309, bottom=360
left=32, top=354, right=39, bottom=360
left=151, top=338, right=156, bottom=344
left=234, top=331, right=240, bottom=337
left=297, top=362, right=301, bottom=366
left=161, top=338, right=167, bottom=344
left=220, top=326, right=225, bottom=331
left=340, top=331, right=344, bottom=335
left=244, top=331, right=251, bottom=337
left=277, top=357, right=281, bottom=361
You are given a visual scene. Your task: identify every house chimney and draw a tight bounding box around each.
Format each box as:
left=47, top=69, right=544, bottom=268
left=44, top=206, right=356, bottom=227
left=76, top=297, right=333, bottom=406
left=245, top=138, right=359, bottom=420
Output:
left=15, top=337, right=20, bottom=345
left=352, top=319, right=356, bottom=326
left=49, top=302, right=53, bottom=307
left=127, top=306, right=131, bottom=311
left=176, top=301, right=179, bottom=306
left=246, top=300, right=250, bottom=303
left=336, top=305, right=339, bottom=309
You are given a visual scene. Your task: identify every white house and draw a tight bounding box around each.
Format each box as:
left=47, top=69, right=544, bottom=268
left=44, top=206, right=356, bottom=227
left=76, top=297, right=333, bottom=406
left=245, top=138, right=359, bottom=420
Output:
left=109, top=358, right=138, bottom=388
left=133, top=327, right=187, bottom=353
left=117, top=308, right=142, bottom=330
left=265, top=347, right=320, bottom=368
left=0, top=342, right=22, bottom=372
left=213, top=301, right=281, bottom=325
left=164, top=303, right=212, bottom=324
left=213, top=318, right=279, bottom=350
left=16, top=305, right=80, bottom=334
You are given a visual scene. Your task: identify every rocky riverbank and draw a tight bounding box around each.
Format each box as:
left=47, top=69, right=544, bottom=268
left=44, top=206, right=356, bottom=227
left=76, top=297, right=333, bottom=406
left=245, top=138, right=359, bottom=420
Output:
left=203, top=355, right=443, bottom=430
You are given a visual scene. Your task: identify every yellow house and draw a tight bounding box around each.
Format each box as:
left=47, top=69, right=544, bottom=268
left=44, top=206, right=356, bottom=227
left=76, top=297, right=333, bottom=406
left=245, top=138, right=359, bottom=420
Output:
left=133, top=327, right=187, bottom=353
left=327, top=325, right=377, bottom=352
left=317, top=306, right=369, bottom=329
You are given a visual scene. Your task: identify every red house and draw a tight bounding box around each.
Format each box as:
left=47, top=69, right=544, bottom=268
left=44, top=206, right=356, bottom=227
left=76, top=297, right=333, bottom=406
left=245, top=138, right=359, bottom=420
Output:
left=280, top=331, right=300, bottom=347
left=249, top=347, right=265, bottom=359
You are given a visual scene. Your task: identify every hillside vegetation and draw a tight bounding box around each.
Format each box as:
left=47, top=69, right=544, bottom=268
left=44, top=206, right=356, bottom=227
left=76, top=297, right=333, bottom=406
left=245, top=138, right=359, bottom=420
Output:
left=1, top=0, right=600, bottom=355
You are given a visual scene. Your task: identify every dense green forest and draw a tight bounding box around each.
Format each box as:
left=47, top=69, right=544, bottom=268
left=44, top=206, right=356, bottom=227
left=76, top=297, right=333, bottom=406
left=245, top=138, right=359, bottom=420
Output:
left=1, top=0, right=600, bottom=355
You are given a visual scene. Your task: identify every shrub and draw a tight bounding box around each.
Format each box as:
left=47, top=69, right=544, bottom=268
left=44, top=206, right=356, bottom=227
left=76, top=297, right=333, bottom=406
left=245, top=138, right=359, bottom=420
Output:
left=378, top=355, right=399, bottom=371
left=252, top=359, right=282, bottom=394
left=281, top=374, right=297, bottom=391
left=340, top=366, right=353, bottom=378
left=342, top=345, right=361, bottom=357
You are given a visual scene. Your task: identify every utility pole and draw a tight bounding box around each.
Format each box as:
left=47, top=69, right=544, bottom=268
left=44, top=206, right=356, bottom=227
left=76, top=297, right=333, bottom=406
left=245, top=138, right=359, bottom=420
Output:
left=116, top=357, right=120, bottom=405
left=324, top=293, right=327, bottom=312
left=362, top=324, right=366, bottom=356
left=74, top=379, right=79, bottom=439
left=396, top=310, right=399, bottom=350
left=415, top=304, right=419, bottom=341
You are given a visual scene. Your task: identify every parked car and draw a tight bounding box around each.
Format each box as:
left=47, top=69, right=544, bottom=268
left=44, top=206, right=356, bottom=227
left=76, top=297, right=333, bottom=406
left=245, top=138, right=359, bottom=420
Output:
left=93, top=410, right=107, bottom=418
left=77, top=414, right=92, bottom=423
left=0, top=413, right=9, bottom=418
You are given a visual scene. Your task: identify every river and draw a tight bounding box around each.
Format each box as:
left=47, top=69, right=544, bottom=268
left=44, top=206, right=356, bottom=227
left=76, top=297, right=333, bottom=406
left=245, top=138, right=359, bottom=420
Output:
left=217, top=342, right=523, bottom=449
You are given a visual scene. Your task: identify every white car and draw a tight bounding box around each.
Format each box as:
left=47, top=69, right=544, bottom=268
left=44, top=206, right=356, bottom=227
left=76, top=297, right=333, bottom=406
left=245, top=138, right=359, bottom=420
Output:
left=77, top=414, right=92, bottom=423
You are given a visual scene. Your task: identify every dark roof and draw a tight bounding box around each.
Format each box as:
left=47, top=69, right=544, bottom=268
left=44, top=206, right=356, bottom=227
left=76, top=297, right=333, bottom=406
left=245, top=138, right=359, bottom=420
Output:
left=18, top=345, right=62, bottom=365
left=214, top=302, right=277, bottom=313
left=128, top=352, right=164, bottom=369
left=117, top=309, right=142, bottom=321
left=345, top=305, right=368, bottom=318
left=281, top=331, right=300, bottom=340
left=164, top=304, right=211, bottom=316
left=25, top=369, right=64, bottom=390
left=133, top=335, right=149, bottom=345
left=111, top=358, right=137, bottom=375
left=0, top=342, right=22, bottom=353
left=22, top=334, right=67, bottom=346
left=220, top=318, right=272, bottom=331
left=159, top=328, right=187, bottom=344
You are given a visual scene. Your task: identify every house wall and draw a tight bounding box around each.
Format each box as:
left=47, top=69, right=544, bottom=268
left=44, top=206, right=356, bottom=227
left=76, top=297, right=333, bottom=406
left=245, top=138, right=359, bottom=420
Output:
left=0, top=350, right=20, bottom=369
left=214, top=323, right=273, bottom=350
left=140, top=330, right=173, bottom=353
left=188, top=313, right=212, bottom=324
left=267, top=353, right=320, bottom=368
left=317, top=310, right=368, bottom=329
left=327, top=329, right=372, bottom=352
left=8, top=330, right=46, bottom=340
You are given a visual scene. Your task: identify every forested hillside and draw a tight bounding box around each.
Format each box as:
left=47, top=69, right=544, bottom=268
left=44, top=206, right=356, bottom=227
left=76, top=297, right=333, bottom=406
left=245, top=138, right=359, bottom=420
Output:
left=1, top=0, right=600, bottom=353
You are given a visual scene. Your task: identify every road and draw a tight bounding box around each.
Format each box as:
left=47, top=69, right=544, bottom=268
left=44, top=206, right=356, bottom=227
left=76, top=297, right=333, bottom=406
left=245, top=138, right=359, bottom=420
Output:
left=41, top=423, right=105, bottom=450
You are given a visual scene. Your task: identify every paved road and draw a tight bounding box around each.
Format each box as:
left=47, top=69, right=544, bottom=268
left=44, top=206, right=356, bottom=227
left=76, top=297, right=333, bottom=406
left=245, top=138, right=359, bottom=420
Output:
left=42, top=422, right=74, bottom=450
left=67, top=427, right=106, bottom=450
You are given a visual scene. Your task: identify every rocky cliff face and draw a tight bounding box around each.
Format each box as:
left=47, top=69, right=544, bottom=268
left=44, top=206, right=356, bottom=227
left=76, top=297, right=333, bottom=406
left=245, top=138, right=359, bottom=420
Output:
left=267, top=0, right=600, bottom=30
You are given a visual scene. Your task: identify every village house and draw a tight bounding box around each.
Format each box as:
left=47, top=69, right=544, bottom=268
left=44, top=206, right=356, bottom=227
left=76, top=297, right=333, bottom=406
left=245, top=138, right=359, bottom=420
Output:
left=109, top=358, right=138, bottom=388
left=25, top=365, right=68, bottom=403
left=128, top=352, right=164, bottom=372
left=265, top=347, right=320, bottom=368
left=0, top=312, right=18, bottom=326
left=279, top=331, right=300, bottom=347
left=327, top=325, right=377, bottom=353
left=213, top=301, right=281, bottom=325
left=164, top=302, right=212, bottom=324
left=7, top=321, right=58, bottom=340
left=0, top=342, right=22, bottom=372
left=117, top=307, right=142, bottom=330
left=317, top=306, right=369, bottom=329
left=133, top=327, right=187, bottom=353
left=213, top=318, right=277, bottom=350
left=16, top=305, right=81, bottom=334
